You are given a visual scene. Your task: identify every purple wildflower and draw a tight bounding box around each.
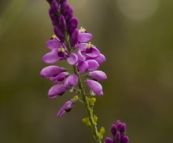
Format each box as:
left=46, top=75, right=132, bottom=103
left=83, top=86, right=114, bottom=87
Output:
left=87, top=60, right=100, bottom=71
left=86, top=53, right=106, bottom=64
left=105, top=137, right=113, bottom=143
left=46, top=38, right=62, bottom=49
left=50, top=72, right=69, bottom=82
left=57, top=96, right=78, bottom=117
left=57, top=100, right=74, bottom=117
left=86, top=79, right=103, bottom=96
left=64, top=74, right=78, bottom=88
left=67, top=18, right=78, bottom=34
left=48, top=84, right=67, bottom=98
left=105, top=120, right=129, bottom=143
left=67, top=53, right=78, bottom=65
left=89, top=70, right=107, bottom=81
left=41, top=0, right=107, bottom=116
left=77, top=61, right=89, bottom=73
left=40, top=65, right=64, bottom=78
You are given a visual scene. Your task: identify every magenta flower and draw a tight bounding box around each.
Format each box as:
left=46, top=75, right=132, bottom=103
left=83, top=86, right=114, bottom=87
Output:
left=75, top=43, right=88, bottom=51
left=67, top=53, right=78, bottom=65
left=85, top=44, right=100, bottom=58
left=105, top=138, right=113, bottom=143
left=77, top=50, right=86, bottom=61
left=89, top=70, right=107, bottom=81
left=70, top=29, right=78, bottom=46
left=57, top=100, right=74, bottom=117
left=50, top=72, right=69, bottom=82
left=105, top=120, right=129, bottom=143
left=40, top=65, right=64, bottom=78
left=54, top=26, right=65, bottom=41
left=86, top=79, right=103, bottom=96
left=87, top=60, right=100, bottom=71
left=46, top=38, right=62, bottom=50
left=64, top=74, right=78, bottom=88
left=86, top=53, right=106, bottom=64
left=41, top=0, right=107, bottom=118
left=43, top=38, right=69, bottom=64
left=68, top=18, right=78, bottom=34
left=77, top=61, right=89, bottom=73
left=75, top=43, right=100, bottom=59
left=42, top=50, right=62, bottom=64
left=78, top=28, right=92, bottom=42
left=59, top=15, right=66, bottom=30
left=48, top=84, right=67, bottom=98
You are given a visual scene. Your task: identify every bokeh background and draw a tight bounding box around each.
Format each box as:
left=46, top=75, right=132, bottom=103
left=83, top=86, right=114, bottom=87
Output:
left=0, top=0, right=173, bottom=143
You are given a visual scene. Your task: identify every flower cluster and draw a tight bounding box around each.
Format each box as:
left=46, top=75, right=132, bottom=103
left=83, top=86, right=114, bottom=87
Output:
left=40, top=0, right=107, bottom=116
left=105, top=120, right=129, bottom=143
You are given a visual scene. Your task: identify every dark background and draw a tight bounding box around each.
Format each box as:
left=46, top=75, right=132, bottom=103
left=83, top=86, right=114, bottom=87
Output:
left=0, top=0, right=173, bottom=143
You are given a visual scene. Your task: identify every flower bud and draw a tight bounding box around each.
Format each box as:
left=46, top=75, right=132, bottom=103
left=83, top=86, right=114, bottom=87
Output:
left=86, top=79, right=103, bottom=96
left=40, top=66, right=64, bottom=78
left=57, top=100, right=74, bottom=117
left=68, top=18, right=78, bottom=34
left=48, top=84, right=67, bottom=98
left=54, top=26, right=65, bottom=41
left=89, top=70, right=107, bottom=81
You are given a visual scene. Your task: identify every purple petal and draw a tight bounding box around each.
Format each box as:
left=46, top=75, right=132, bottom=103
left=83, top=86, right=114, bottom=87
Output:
left=40, top=65, right=64, bottom=78
left=42, top=50, right=61, bottom=64
left=48, top=84, right=67, bottom=98
left=89, top=70, right=107, bottom=81
left=97, top=91, right=103, bottom=96
left=49, top=7, right=58, bottom=21
left=64, top=74, right=78, bottom=87
left=120, top=123, right=126, bottom=134
left=115, top=131, right=120, bottom=142
left=66, top=6, right=73, bottom=22
left=46, top=39, right=62, bottom=50
left=75, top=43, right=87, bottom=51
left=121, top=136, right=129, bottom=143
left=67, top=53, right=78, bottom=65
left=61, top=2, right=70, bottom=17
left=57, top=100, right=73, bottom=117
left=86, top=60, right=99, bottom=71
left=59, top=15, right=66, bottom=30
left=52, top=0, right=60, bottom=11
left=77, top=50, right=86, bottom=61
left=86, top=54, right=106, bottom=64
left=68, top=18, right=78, bottom=34
left=54, top=26, right=64, bottom=41
left=115, top=120, right=122, bottom=129
left=78, top=33, right=92, bottom=42
left=77, top=61, right=88, bottom=73
left=94, top=54, right=106, bottom=64
left=104, top=137, right=113, bottom=143
left=70, top=29, right=78, bottom=46
left=86, top=45, right=100, bottom=58
left=111, top=124, right=117, bottom=136
left=50, top=72, right=69, bottom=82
left=86, top=79, right=103, bottom=96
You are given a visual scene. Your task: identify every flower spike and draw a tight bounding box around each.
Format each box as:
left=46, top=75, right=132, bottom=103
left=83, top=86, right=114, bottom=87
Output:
left=40, top=1, right=110, bottom=143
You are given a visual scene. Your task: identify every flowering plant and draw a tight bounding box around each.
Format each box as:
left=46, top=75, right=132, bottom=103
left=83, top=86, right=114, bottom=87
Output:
left=40, top=0, right=129, bottom=143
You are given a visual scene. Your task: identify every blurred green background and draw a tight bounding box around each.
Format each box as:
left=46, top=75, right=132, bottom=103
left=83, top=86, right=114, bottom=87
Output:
left=0, top=0, right=173, bottom=143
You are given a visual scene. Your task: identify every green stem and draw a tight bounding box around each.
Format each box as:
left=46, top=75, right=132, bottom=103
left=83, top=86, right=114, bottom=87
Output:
left=73, top=67, right=102, bottom=143
left=64, top=30, right=102, bottom=143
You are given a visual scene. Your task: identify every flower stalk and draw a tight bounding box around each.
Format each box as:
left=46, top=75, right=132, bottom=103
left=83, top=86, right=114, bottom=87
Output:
left=40, top=1, right=120, bottom=143
left=73, top=66, right=102, bottom=143
left=64, top=28, right=102, bottom=143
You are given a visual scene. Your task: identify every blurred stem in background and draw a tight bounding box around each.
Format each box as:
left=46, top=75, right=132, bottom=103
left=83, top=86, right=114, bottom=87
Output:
left=0, top=0, right=28, bottom=39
